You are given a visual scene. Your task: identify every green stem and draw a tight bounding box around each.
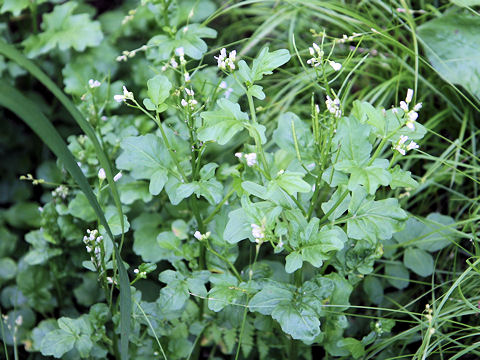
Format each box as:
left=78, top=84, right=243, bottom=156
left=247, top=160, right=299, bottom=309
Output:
left=204, top=188, right=235, bottom=225
left=319, top=190, right=349, bottom=223
left=205, top=239, right=241, bottom=282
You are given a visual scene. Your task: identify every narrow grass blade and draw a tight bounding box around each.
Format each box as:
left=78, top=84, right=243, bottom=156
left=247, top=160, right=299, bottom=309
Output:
left=0, top=85, right=131, bottom=360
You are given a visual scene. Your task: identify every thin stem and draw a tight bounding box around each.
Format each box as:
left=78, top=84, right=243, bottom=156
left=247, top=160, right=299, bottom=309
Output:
left=204, top=188, right=235, bottom=225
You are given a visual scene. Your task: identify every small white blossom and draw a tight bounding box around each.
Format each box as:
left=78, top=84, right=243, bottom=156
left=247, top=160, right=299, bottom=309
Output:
left=98, top=168, right=106, bottom=180
left=185, top=88, right=194, bottom=96
left=184, top=72, right=191, bottom=82
left=15, top=315, right=23, bottom=326
left=113, top=172, right=122, bottom=182
left=170, top=58, right=178, bottom=68
left=181, top=99, right=188, bottom=107
left=328, top=60, right=342, bottom=71
left=134, top=268, right=139, bottom=274
left=175, top=47, right=185, bottom=57
left=194, top=231, right=202, bottom=240
left=89, top=79, right=101, bottom=88
left=408, top=111, right=418, bottom=122
left=325, top=95, right=342, bottom=118
left=244, top=153, right=257, bottom=167
left=400, top=101, right=409, bottom=112
left=394, top=135, right=419, bottom=155
left=235, top=152, right=243, bottom=158
left=413, top=102, right=422, bottom=111
left=219, top=81, right=228, bottom=89
left=251, top=223, right=265, bottom=243
left=116, top=55, right=127, bottom=62
left=114, top=86, right=133, bottom=103
left=405, top=88, right=414, bottom=103
left=406, top=141, right=419, bottom=151
left=215, top=48, right=236, bottom=70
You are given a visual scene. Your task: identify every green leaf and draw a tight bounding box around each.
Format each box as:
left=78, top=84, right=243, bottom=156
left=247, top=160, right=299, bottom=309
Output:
left=389, top=165, right=419, bottom=189
left=272, top=112, right=314, bottom=162
left=132, top=214, right=163, bottom=263
left=147, top=74, right=172, bottom=107
left=40, top=329, right=76, bottom=358
left=118, top=181, right=152, bottom=205
left=175, top=24, right=217, bottom=60
left=198, top=98, right=248, bottom=145
left=207, top=273, right=242, bottom=312
left=248, top=282, right=294, bottom=315
left=363, top=276, right=384, bottom=305
left=239, top=47, right=291, bottom=83
left=116, top=135, right=171, bottom=195
left=337, top=338, right=365, bottom=359
left=224, top=208, right=252, bottom=244
left=23, top=2, right=104, bottom=57
left=285, top=252, right=303, bottom=273
left=336, top=158, right=391, bottom=195
left=272, top=303, right=320, bottom=342
left=333, top=116, right=372, bottom=164
left=157, top=231, right=184, bottom=262
left=321, top=187, right=351, bottom=221
left=274, top=171, right=311, bottom=195
left=347, top=187, right=407, bottom=243
left=403, top=248, right=434, bottom=277
left=0, top=257, right=16, bottom=281
left=248, top=85, right=265, bottom=100
left=385, top=262, right=410, bottom=289
left=451, top=0, right=480, bottom=6
left=68, top=193, right=96, bottom=222
left=1, top=0, right=46, bottom=16
left=418, top=12, right=480, bottom=98
left=75, top=335, right=93, bottom=358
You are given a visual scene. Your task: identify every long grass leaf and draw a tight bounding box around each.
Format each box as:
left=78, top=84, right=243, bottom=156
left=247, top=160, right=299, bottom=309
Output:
left=0, top=85, right=131, bottom=360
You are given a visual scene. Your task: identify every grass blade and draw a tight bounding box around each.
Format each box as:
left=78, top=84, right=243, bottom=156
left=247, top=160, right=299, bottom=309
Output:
left=0, top=84, right=131, bottom=360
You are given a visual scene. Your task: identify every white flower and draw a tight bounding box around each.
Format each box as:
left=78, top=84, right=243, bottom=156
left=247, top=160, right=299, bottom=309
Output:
left=113, top=172, right=122, bottom=182
left=89, top=79, right=101, bottom=88
left=406, top=121, right=415, bottom=130
left=15, top=315, right=23, bottom=326
left=408, top=111, right=418, bottom=122
left=413, top=102, right=422, bottom=111
left=114, top=86, right=133, bottom=103
left=405, top=88, right=414, bottom=104
left=185, top=88, right=194, bottom=96
left=328, top=60, right=342, bottom=71
left=134, top=268, right=139, bottom=274
left=251, top=223, right=265, bottom=242
left=398, top=135, right=409, bottom=145
left=326, top=95, right=342, bottom=118
left=215, top=48, right=236, bottom=70
left=98, top=168, right=106, bottom=180
left=406, top=141, right=419, bottom=151
left=219, top=81, right=228, bottom=89
left=181, top=99, right=188, bottom=107
left=244, top=153, right=257, bottom=167
left=170, top=58, right=178, bottom=68
left=400, top=101, right=409, bottom=112
left=184, top=72, right=191, bottom=82
left=312, top=42, right=321, bottom=54
left=175, top=47, right=185, bottom=57
left=235, top=152, right=243, bottom=158
left=194, top=231, right=202, bottom=240
left=309, top=47, right=315, bottom=56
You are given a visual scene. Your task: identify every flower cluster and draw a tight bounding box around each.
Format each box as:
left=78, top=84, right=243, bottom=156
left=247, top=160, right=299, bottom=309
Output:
left=235, top=152, right=257, bottom=167
left=325, top=95, right=342, bottom=118
left=162, top=47, right=187, bottom=72
left=51, top=185, right=69, bottom=200
left=215, top=48, right=236, bottom=71
left=114, top=86, right=134, bottom=103
left=393, top=135, right=419, bottom=156
left=251, top=223, right=265, bottom=244
left=194, top=231, right=211, bottom=241
left=88, top=79, right=101, bottom=88
left=83, top=229, right=103, bottom=268
left=181, top=87, right=198, bottom=110
left=306, top=43, right=342, bottom=71
left=399, top=88, right=422, bottom=130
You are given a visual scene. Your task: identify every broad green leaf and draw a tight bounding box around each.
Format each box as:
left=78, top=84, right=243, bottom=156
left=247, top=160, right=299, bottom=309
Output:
left=147, top=74, right=172, bottom=107
left=175, top=24, right=217, bottom=60
left=274, top=171, right=311, bottom=195
left=248, top=85, right=265, bottom=100
left=385, top=262, right=410, bottom=289
left=363, top=276, right=384, bottom=305
left=23, top=2, right=104, bottom=57
left=272, top=303, right=320, bottom=342
left=1, top=0, right=46, bottom=16
left=239, top=47, right=291, bottom=83
left=132, top=214, right=163, bottom=263
left=352, top=101, right=386, bottom=136
left=224, top=208, right=252, bottom=244
left=337, top=338, right=365, bottom=359
left=333, top=116, right=372, bottom=164
left=389, top=165, right=419, bottom=189
left=116, top=135, right=171, bottom=195
left=0, top=257, right=16, bottom=281
left=418, top=12, right=480, bottom=98
left=156, top=232, right=184, bottom=262
left=118, top=181, right=152, bottom=205
left=198, top=98, right=248, bottom=145
left=68, top=193, right=96, bottom=222
left=285, top=252, right=303, bottom=273
left=336, top=158, right=391, bottom=194
left=403, top=248, right=434, bottom=277
left=40, top=329, right=76, bottom=358
left=207, top=273, right=242, bottom=312
left=75, top=335, right=93, bottom=358
left=416, top=213, right=457, bottom=252
left=273, top=112, right=314, bottom=161
left=158, top=280, right=189, bottom=312
left=347, top=187, right=407, bottom=243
